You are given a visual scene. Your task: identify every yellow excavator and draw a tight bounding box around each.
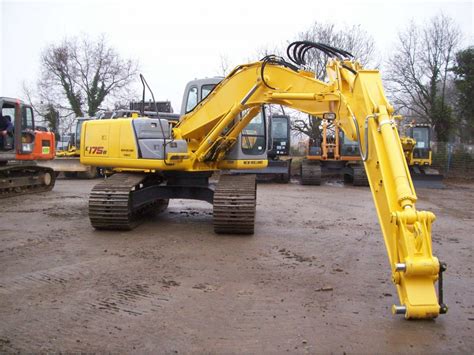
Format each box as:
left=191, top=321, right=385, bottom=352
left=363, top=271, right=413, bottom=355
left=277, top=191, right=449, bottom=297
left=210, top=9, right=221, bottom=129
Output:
left=400, top=123, right=443, bottom=188
left=81, top=41, right=447, bottom=320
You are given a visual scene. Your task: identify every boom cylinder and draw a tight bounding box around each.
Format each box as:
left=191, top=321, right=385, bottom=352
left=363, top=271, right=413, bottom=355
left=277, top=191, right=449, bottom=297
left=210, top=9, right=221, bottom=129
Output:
left=377, top=107, right=416, bottom=208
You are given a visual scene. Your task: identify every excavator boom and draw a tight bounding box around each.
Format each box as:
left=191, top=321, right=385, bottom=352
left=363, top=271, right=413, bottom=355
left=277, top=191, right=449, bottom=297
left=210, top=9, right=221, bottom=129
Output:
left=81, top=42, right=445, bottom=319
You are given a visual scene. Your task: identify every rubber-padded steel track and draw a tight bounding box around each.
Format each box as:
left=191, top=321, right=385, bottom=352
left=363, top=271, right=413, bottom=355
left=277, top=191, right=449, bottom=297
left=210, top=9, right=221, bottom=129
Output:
left=0, top=164, right=56, bottom=199
left=352, top=165, right=369, bottom=186
left=300, top=160, right=321, bottom=185
left=213, top=174, right=257, bottom=234
left=89, top=173, right=150, bottom=230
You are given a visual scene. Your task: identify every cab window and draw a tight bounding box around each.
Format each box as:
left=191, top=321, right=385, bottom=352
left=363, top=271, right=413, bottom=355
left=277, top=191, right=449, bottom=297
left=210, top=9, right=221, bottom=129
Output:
left=271, top=117, right=288, bottom=140
left=1, top=105, right=15, bottom=127
left=22, top=106, right=34, bottom=130
left=75, top=120, right=87, bottom=149
left=201, top=84, right=216, bottom=101
left=241, top=111, right=266, bottom=155
left=412, top=127, right=429, bottom=148
left=341, top=132, right=357, bottom=145
left=185, top=86, right=198, bottom=113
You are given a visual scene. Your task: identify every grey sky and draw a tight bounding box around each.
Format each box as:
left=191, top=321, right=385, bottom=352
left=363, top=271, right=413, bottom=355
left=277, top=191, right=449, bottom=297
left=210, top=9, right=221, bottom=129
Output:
left=1, top=0, right=473, bottom=113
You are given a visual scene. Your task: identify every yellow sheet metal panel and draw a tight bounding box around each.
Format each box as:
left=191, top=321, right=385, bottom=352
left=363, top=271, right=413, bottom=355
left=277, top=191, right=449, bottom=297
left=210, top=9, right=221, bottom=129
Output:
left=81, top=118, right=138, bottom=164
left=82, top=119, right=111, bottom=159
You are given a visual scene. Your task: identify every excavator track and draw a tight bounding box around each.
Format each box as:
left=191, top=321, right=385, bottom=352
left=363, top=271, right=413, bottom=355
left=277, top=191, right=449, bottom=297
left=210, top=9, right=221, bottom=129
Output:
left=213, top=174, right=257, bottom=234
left=300, top=161, right=321, bottom=185
left=352, top=165, right=369, bottom=186
left=89, top=173, right=167, bottom=230
left=0, top=164, right=56, bottom=199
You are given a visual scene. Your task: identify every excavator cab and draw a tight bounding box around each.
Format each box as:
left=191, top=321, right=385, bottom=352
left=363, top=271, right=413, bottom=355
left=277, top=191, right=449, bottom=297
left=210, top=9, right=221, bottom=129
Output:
left=1, top=99, right=25, bottom=155
left=0, top=97, right=56, bottom=198
left=339, top=130, right=360, bottom=157
left=268, top=115, right=290, bottom=158
left=72, top=117, right=92, bottom=152
left=180, top=77, right=268, bottom=164
left=400, top=123, right=442, bottom=188
left=181, top=78, right=293, bottom=181
left=407, top=124, right=432, bottom=164
left=226, top=113, right=292, bottom=183
left=300, top=119, right=368, bottom=186
left=0, top=98, right=55, bottom=161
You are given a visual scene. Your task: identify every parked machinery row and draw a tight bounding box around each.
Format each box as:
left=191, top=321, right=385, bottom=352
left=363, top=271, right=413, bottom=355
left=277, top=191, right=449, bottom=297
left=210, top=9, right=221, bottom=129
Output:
left=300, top=117, right=368, bottom=186
left=1, top=40, right=447, bottom=320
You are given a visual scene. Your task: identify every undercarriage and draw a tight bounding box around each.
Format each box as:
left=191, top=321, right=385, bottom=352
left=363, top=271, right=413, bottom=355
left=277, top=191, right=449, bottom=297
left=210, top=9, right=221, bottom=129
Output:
left=89, top=172, right=257, bottom=234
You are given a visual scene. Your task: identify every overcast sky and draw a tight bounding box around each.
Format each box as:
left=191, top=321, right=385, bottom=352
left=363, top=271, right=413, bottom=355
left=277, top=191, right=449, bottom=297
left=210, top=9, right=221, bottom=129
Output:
left=1, top=0, right=473, bottom=113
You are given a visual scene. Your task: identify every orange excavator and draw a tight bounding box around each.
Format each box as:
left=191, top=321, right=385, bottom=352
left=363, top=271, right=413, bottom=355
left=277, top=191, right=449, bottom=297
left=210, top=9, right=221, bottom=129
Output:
left=0, top=97, right=56, bottom=198
left=300, top=117, right=368, bottom=186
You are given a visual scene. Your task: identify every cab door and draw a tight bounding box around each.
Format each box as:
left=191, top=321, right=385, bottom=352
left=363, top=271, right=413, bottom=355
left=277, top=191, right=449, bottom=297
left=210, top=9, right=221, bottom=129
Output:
left=18, top=104, right=36, bottom=155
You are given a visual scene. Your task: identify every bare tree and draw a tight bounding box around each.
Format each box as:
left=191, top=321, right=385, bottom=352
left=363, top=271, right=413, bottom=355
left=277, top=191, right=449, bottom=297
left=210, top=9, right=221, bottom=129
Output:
left=453, top=46, right=474, bottom=143
left=289, top=22, right=376, bottom=142
left=253, top=44, right=285, bottom=60
left=385, top=14, right=461, bottom=142
left=217, top=54, right=231, bottom=77
left=296, top=22, right=377, bottom=79
left=23, top=83, right=77, bottom=138
left=37, top=35, right=138, bottom=118
left=292, top=114, right=324, bottom=143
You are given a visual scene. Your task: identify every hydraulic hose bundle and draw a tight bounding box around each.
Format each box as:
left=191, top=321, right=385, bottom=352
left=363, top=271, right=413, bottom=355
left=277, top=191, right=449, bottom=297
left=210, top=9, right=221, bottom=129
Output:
left=286, top=41, right=354, bottom=65
left=260, top=41, right=357, bottom=87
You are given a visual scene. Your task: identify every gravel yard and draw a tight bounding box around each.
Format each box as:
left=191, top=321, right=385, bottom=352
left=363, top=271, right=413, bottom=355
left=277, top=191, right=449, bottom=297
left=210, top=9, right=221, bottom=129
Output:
left=0, top=178, right=473, bottom=353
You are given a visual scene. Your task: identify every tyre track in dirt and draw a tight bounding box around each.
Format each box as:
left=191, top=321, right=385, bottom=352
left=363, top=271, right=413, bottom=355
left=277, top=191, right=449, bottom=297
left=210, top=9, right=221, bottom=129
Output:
left=0, top=178, right=472, bottom=353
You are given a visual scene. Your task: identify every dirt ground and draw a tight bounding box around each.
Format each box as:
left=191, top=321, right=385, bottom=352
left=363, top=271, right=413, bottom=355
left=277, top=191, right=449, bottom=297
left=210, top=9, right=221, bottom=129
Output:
left=0, top=177, right=473, bottom=353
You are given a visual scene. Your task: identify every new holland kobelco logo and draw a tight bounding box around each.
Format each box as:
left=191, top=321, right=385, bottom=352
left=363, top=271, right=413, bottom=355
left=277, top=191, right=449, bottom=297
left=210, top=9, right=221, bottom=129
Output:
left=85, top=146, right=107, bottom=155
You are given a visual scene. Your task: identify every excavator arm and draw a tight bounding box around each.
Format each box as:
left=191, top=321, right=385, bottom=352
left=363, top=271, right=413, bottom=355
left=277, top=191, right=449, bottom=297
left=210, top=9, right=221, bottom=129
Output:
left=173, top=46, right=445, bottom=319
